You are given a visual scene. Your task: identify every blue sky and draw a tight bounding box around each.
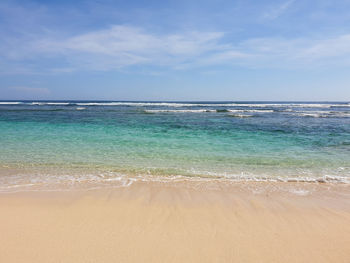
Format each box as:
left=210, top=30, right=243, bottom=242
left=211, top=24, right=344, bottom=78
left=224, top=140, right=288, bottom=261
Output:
left=0, top=0, right=350, bottom=100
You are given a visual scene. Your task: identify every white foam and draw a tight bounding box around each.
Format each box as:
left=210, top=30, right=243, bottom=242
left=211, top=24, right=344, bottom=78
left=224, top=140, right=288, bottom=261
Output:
left=0, top=170, right=349, bottom=193
left=0, top=172, right=135, bottom=193
left=74, top=102, right=349, bottom=108
left=0, top=102, right=22, bottom=105
left=145, top=109, right=216, bottom=113
left=145, top=109, right=274, bottom=113
left=2, top=101, right=349, bottom=109
left=297, top=113, right=326, bottom=118
left=228, top=114, right=254, bottom=118
left=76, top=102, right=200, bottom=107
left=46, top=102, right=70, bottom=105
left=31, top=102, right=70, bottom=105
left=291, top=112, right=350, bottom=118
left=333, top=112, right=350, bottom=117
left=228, top=109, right=274, bottom=113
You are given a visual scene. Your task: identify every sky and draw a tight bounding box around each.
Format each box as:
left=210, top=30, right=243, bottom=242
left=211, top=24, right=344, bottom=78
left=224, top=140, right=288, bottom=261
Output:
left=0, top=0, right=350, bottom=101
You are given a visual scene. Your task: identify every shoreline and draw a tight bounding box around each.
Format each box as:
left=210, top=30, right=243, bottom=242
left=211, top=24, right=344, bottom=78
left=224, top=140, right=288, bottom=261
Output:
left=1, top=181, right=350, bottom=262
left=1, top=166, right=350, bottom=194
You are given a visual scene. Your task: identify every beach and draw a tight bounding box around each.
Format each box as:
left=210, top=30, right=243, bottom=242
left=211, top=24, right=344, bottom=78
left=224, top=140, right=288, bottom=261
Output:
left=2, top=0, right=350, bottom=260
left=0, top=101, right=349, bottom=262
left=1, top=181, right=350, bottom=263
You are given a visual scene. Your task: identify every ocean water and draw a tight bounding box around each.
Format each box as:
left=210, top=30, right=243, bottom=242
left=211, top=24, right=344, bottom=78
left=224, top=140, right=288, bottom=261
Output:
left=0, top=101, right=349, bottom=191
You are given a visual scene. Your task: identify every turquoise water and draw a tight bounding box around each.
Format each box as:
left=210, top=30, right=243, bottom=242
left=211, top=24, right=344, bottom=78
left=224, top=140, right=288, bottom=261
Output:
left=0, top=101, right=349, bottom=190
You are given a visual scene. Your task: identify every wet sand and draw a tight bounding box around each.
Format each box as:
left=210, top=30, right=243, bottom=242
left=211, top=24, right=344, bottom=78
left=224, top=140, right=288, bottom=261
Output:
left=0, top=181, right=350, bottom=263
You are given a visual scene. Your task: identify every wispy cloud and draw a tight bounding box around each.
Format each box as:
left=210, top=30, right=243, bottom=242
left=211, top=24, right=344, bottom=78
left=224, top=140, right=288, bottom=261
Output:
left=241, top=34, right=350, bottom=66
left=36, top=26, right=227, bottom=68
left=0, top=25, right=235, bottom=72
left=1, top=23, right=350, bottom=73
left=263, top=0, right=295, bottom=20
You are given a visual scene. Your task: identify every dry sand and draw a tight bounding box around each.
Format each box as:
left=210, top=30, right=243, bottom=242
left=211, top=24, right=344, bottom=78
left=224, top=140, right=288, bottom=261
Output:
left=0, top=181, right=349, bottom=263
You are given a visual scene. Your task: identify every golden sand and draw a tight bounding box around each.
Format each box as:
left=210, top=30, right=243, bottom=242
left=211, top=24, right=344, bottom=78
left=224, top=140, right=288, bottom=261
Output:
left=0, top=181, right=349, bottom=263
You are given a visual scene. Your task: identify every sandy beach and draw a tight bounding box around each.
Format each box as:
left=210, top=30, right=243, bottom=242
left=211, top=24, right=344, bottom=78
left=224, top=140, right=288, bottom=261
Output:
left=2, top=0, right=350, bottom=260
left=0, top=181, right=349, bottom=263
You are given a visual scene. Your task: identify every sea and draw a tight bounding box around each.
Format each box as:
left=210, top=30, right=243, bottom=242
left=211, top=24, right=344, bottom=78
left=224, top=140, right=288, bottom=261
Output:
left=0, top=101, right=349, bottom=192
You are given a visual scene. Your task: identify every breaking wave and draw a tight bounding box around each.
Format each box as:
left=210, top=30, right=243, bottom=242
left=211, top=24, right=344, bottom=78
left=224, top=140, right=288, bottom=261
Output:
left=0, top=101, right=349, bottom=108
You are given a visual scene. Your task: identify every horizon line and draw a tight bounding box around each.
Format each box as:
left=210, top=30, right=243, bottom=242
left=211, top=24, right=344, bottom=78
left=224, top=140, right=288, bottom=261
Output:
left=0, top=99, right=349, bottom=103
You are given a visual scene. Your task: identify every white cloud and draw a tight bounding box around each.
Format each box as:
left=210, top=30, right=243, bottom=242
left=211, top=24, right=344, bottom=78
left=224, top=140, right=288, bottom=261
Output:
left=297, top=34, right=350, bottom=59
left=173, top=33, right=350, bottom=70
left=33, top=25, right=227, bottom=69
left=241, top=34, right=350, bottom=66
left=2, top=24, right=350, bottom=73
left=263, top=0, right=295, bottom=20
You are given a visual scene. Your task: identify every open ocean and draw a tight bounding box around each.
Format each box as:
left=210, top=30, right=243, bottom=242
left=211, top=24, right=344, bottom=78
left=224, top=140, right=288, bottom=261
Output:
left=0, top=101, right=349, bottom=192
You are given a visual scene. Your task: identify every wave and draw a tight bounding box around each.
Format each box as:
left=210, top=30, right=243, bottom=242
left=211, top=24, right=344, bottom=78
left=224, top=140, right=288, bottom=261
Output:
left=31, top=102, right=71, bottom=106
left=296, top=113, right=328, bottom=118
left=71, top=102, right=350, bottom=108
left=0, top=102, right=72, bottom=106
left=0, top=109, right=66, bottom=112
left=144, top=109, right=276, bottom=113
left=290, top=112, right=350, bottom=118
left=227, top=114, right=254, bottom=118
left=0, top=173, right=135, bottom=193
left=228, top=109, right=274, bottom=113
left=1, top=101, right=349, bottom=108
left=0, top=102, right=22, bottom=105
left=144, top=109, right=216, bottom=113
left=0, top=171, right=349, bottom=193
left=76, top=102, right=201, bottom=107
left=0, top=101, right=348, bottom=117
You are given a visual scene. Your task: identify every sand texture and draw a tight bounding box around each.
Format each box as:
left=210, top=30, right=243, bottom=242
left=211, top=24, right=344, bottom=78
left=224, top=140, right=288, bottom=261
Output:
left=0, top=182, right=350, bottom=263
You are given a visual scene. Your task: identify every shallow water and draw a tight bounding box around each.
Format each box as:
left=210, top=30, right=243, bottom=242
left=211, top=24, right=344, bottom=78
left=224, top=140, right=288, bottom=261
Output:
left=0, top=101, right=349, bottom=191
